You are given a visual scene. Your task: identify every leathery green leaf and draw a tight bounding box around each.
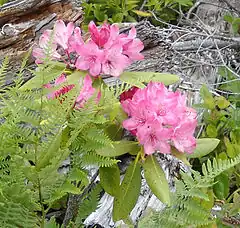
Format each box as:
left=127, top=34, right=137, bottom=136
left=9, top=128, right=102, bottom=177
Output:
left=113, top=160, right=141, bottom=221
left=96, top=140, right=139, bottom=157
left=100, top=164, right=120, bottom=196
left=213, top=173, right=229, bottom=200
left=188, top=138, right=220, bottom=158
left=143, top=155, right=170, bottom=205
left=119, top=71, right=180, bottom=88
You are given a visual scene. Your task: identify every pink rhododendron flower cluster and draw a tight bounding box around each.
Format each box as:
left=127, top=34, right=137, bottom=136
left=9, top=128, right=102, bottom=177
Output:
left=121, top=82, right=197, bottom=155
left=33, top=20, right=144, bottom=77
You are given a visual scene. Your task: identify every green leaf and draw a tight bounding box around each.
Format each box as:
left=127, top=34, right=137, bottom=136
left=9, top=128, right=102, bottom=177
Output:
left=229, top=193, right=240, bottom=216
left=60, top=126, right=70, bottom=148
left=94, top=5, right=105, bottom=21
left=113, top=160, right=141, bottom=221
left=213, top=173, right=229, bottom=200
left=200, top=84, right=215, bottom=110
left=224, top=14, right=234, bottom=23
left=0, top=0, right=7, bottom=6
left=171, top=147, right=190, bottom=166
left=76, top=184, right=102, bottom=225
left=48, top=180, right=81, bottom=204
left=220, top=81, right=240, bottom=93
left=132, top=10, right=152, bottom=17
left=61, top=180, right=81, bottom=194
left=67, top=70, right=88, bottom=90
left=112, top=13, right=124, bottom=22
left=119, top=71, right=180, bottom=88
left=215, top=96, right=230, bottom=109
left=104, top=124, right=123, bottom=141
left=206, top=125, right=218, bottom=138
left=126, top=15, right=137, bottom=22
left=232, top=18, right=240, bottom=34
left=96, top=140, right=139, bottom=157
left=224, top=137, right=236, bottom=158
left=218, top=152, right=228, bottom=160
left=188, top=138, right=220, bottom=158
left=100, top=164, right=120, bottom=196
left=143, top=155, right=170, bottom=205
left=174, top=0, right=193, bottom=6
left=110, top=103, right=121, bottom=122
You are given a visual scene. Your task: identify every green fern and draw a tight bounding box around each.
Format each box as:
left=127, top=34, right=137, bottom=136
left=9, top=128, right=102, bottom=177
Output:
left=81, top=151, right=119, bottom=167
left=75, top=184, right=102, bottom=226
left=106, top=81, right=133, bottom=99
left=0, top=56, right=9, bottom=90
left=201, top=155, right=240, bottom=184
left=0, top=55, right=84, bottom=227
left=0, top=202, right=37, bottom=228
left=139, top=155, right=240, bottom=228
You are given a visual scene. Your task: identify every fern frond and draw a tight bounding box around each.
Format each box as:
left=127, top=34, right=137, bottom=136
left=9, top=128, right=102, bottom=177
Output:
left=106, top=81, right=133, bottom=99
left=75, top=184, right=102, bottom=226
left=201, top=155, right=240, bottom=183
left=81, top=151, right=119, bottom=167
left=0, top=201, right=37, bottom=228
left=0, top=56, right=9, bottom=89
left=85, top=128, right=113, bottom=146
left=139, top=156, right=240, bottom=228
left=14, top=50, right=32, bottom=87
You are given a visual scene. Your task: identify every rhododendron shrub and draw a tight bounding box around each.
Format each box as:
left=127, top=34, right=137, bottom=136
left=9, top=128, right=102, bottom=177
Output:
left=121, top=82, right=197, bottom=155
left=26, top=19, right=218, bottom=225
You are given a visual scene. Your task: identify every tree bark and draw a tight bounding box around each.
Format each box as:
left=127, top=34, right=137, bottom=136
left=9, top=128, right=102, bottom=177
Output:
left=0, top=0, right=83, bottom=86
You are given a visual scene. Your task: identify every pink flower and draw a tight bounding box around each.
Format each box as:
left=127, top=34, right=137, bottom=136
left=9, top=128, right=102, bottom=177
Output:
left=121, top=87, right=148, bottom=117
left=33, top=20, right=145, bottom=78
left=121, top=82, right=197, bottom=155
left=184, top=107, right=197, bottom=120
left=89, top=21, right=111, bottom=47
left=43, top=74, right=99, bottom=108
left=172, top=121, right=197, bottom=154
left=86, top=21, right=144, bottom=76
left=75, top=41, right=104, bottom=76
left=88, top=21, right=121, bottom=49
left=122, top=27, right=144, bottom=61
left=137, top=122, right=172, bottom=155
left=32, top=30, right=61, bottom=64
left=75, top=75, right=96, bottom=108
left=146, top=83, right=179, bottom=125
left=103, top=24, right=120, bottom=49
left=68, top=27, right=84, bottom=53
left=54, top=20, right=74, bottom=51
left=122, top=105, right=154, bottom=132
left=102, top=45, right=130, bottom=77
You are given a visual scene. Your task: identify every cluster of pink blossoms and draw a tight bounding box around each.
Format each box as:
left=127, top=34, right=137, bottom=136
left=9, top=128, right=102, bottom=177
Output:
left=33, top=20, right=144, bottom=107
left=33, top=20, right=144, bottom=77
left=121, top=83, right=197, bottom=155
